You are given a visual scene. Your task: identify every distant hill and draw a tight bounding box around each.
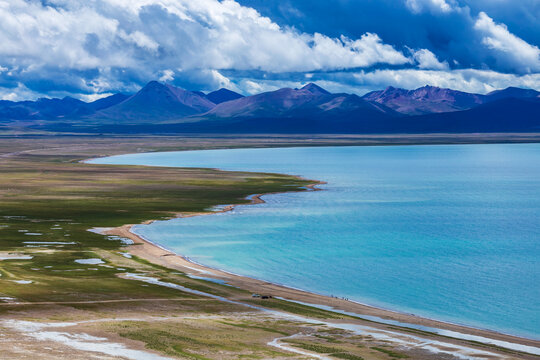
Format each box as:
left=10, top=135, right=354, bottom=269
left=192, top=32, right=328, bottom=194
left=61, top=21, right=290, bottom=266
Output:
left=299, top=83, right=331, bottom=95
left=1, top=81, right=539, bottom=134
left=0, top=96, right=88, bottom=121
left=362, top=85, right=539, bottom=116
left=362, top=85, right=485, bottom=115
left=92, top=81, right=215, bottom=123
left=200, top=83, right=396, bottom=122
left=202, top=84, right=326, bottom=118
left=163, top=96, right=539, bottom=134
left=69, top=93, right=131, bottom=118
left=88, top=93, right=130, bottom=111
left=398, top=97, right=540, bottom=133
left=484, top=87, right=540, bottom=103
left=0, top=93, right=130, bottom=121
left=205, top=88, right=244, bottom=104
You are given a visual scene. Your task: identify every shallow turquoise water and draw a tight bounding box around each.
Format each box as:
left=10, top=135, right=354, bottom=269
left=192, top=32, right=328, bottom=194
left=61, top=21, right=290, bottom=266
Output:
left=89, top=144, right=540, bottom=339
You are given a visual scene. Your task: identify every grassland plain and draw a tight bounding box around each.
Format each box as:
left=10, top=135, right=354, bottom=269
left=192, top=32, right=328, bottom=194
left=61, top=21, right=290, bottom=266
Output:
left=0, top=135, right=538, bottom=360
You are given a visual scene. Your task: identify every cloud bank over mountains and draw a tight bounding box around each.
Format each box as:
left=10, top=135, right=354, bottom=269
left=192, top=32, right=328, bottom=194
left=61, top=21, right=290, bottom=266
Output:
left=0, top=0, right=538, bottom=100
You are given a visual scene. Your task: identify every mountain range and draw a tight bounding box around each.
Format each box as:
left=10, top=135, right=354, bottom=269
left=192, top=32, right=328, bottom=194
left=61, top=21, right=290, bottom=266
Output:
left=0, top=81, right=538, bottom=134
left=363, top=85, right=539, bottom=115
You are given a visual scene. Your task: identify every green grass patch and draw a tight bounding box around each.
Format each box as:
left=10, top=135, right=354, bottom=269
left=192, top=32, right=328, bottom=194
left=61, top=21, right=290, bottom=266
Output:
left=332, top=353, right=365, bottom=360
left=371, top=347, right=409, bottom=358
left=313, top=334, right=343, bottom=343
left=218, top=320, right=290, bottom=336
left=285, top=341, right=343, bottom=354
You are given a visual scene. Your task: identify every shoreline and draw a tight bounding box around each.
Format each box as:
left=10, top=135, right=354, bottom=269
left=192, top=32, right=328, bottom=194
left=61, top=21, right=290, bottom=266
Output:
left=103, top=183, right=540, bottom=355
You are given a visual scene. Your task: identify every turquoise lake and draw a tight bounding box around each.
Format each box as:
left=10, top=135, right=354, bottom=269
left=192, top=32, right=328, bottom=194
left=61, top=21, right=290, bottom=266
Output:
left=89, top=144, right=540, bottom=339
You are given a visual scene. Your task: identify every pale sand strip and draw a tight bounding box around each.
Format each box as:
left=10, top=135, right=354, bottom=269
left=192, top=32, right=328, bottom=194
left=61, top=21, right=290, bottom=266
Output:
left=104, top=186, right=540, bottom=356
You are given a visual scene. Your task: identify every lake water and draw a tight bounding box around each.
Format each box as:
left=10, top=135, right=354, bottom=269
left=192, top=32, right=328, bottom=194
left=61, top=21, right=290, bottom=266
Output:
left=89, top=144, right=540, bottom=339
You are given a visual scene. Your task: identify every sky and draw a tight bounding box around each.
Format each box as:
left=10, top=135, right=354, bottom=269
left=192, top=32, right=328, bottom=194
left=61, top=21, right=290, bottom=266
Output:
left=0, top=0, right=539, bottom=101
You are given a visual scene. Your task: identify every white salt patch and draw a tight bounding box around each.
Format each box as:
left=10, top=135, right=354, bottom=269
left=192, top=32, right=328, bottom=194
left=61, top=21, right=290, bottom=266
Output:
left=435, top=329, right=540, bottom=356
left=24, top=233, right=43, bottom=236
left=186, top=275, right=230, bottom=286
left=268, top=334, right=330, bottom=359
left=124, top=273, right=259, bottom=309
left=11, top=280, right=33, bottom=284
left=3, top=320, right=173, bottom=360
left=24, top=241, right=76, bottom=245
left=0, top=254, right=33, bottom=260
left=74, top=259, right=104, bottom=265
left=181, top=265, right=215, bottom=275
left=107, top=235, right=134, bottom=245
left=120, top=252, right=132, bottom=259
left=18, top=229, right=28, bottom=232
left=87, top=227, right=113, bottom=235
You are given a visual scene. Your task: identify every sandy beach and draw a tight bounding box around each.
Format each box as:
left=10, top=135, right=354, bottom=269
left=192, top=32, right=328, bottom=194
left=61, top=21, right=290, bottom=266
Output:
left=104, top=186, right=540, bottom=358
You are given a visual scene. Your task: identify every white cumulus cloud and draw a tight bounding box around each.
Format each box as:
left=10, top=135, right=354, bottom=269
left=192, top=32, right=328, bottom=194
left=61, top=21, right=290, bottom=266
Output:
left=159, top=70, right=175, bottom=82
left=413, top=49, right=449, bottom=70
left=0, top=83, right=43, bottom=101
left=405, top=0, right=456, bottom=14
left=0, top=0, right=409, bottom=95
left=474, top=12, right=540, bottom=73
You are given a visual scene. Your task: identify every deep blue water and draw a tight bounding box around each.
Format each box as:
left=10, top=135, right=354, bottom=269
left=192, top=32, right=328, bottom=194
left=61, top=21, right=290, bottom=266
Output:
left=89, top=144, right=540, bottom=339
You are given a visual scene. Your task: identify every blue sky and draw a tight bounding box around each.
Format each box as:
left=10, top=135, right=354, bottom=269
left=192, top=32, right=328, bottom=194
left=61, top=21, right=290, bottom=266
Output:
left=0, top=0, right=539, bottom=101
